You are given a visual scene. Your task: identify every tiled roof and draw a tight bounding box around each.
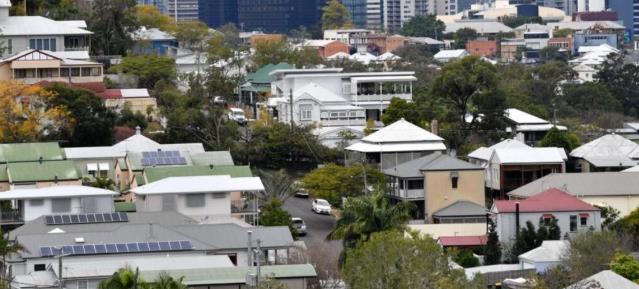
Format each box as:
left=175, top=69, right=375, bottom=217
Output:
left=494, top=188, right=599, bottom=213
left=439, top=235, right=487, bottom=247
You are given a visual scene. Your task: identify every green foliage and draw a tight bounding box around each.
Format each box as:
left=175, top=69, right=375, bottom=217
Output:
left=98, top=267, right=141, bottom=289
left=596, top=205, right=620, bottom=230
left=562, top=231, right=620, bottom=283
left=302, top=164, right=385, bottom=206
left=552, top=28, right=574, bottom=38
left=453, top=28, right=478, bottom=49
left=135, top=5, right=174, bottom=31
left=117, top=106, right=148, bottom=131
left=90, top=177, right=115, bottom=190
left=452, top=249, right=480, bottom=268
left=329, top=192, right=414, bottom=251
left=321, top=0, right=352, bottom=30
left=611, top=251, right=639, bottom=283
left=401, top=15, right=445, bottom=39
left=393, top=43, right=438, bottom=63
left=256, top=278, right=289, bottom=289
left=111, top=55, right=176, bottom=89
left=499, top=15, right=545, bottom=28
left=343, top=230, right=484, bottom=289
left=89, top=0, right=139, bottom=55
left=256, top=169, right=297, bottom=202
left=540, top=46, right=567, bottom=62
left=596, top=52, right=639, bottom=116
left=45, top=83, right=116, bottom=146
left=252, top=40, right=322, bottom=69
left=539, top=127, right=581, bottom=153
left=484, top=219, right=502, bottom=265
left=0, top=227, right=24, bottom=289
left=617, top=207, right=639, bottom=238
left=510, top=219, right=560, bottom=262
left=259, top=199, right=294, bottom=230
left=560, top=82, right=621, bottom=127
left=381, top=97, right=423, bottom=126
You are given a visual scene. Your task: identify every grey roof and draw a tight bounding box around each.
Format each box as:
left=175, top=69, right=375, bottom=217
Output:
left=10, top=212, right=293, bottom=259
left=564, top=270, right=639, bottom=289
left=444, top=21, right=513, bottom=34
left=508, top=172, right=639, bottom=198
left=384, top=152, right=482, bottom=178
left=433, top=201, right=487, bottom=217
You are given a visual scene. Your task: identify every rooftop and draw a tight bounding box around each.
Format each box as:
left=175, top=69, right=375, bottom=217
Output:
left=143, top=165, right=252, bottom=184
left=384, top=152, right=481, bottom=178
left=519, top=240, right=568, bottom=263
left=434, top=49, right=469, bottom=59
left=439, top=235, right=487, bottom=247
left=492, top=147, right=566, bottom=164
left=494, top=188, right=599, bottom=213
left=564, top=270, right=639, bottom=289
left=132, top=175, right=264, bottom=195
left=444, top=21, right=514, bottom=34
left=467, top=139, right=530, bottom=162
left=505, top=108, right=549, bottom=125
left=7, top=160, right=80, bottom=182
left=432, top=201, right=487, bottom=217
left=0, top=15, right=91, bottom=36
left=362, top=119, right=443, bottom=144
left=570, top=134, right=639, bottom=168
left=0, top=186, right=117, bottom=200
left=0, top=142, right=63, bottom=163
left=408, top=223, right=487, bottom=240
left=508, top=172, right=639, bottom=198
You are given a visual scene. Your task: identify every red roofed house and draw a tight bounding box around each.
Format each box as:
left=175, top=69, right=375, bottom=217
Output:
left=490, top=188, right=601, bottom=242
left=438, top=235, right=488, bottom=249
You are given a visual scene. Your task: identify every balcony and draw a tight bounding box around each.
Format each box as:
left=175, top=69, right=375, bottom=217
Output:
left=231, top=199, right=258, bottom=214
left=0, top=210, right=24, bottom=224
left=320, top=118, right=367, bottom=127
left=350, top=93, right=412, bottom=103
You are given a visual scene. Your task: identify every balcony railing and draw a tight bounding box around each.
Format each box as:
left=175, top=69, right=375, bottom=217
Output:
left=320, top=118, right=367, bottom=127
left=350, top=93, right=411, bottom=103
left=231, top=199, right=258, bottom=214
left=0, top=210, right=24, bottom=224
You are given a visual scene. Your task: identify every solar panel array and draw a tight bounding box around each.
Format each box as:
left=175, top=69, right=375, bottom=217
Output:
left=141, top=150, right=187, bottom=166
left=44, top=213, right=129, bottom=225
left=39, top=240, right=194, bottom=257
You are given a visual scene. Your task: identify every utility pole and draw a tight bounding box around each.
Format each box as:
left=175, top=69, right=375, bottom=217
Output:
left=289, top=88, right=294, bottom=130
left=255, top=239, right=262, bottom=287
left=58, top=254, right=63, bottom=289
left=247, top=230, right=253, bottom=267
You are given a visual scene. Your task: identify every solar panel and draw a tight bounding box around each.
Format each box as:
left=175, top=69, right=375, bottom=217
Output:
left=84, top=245, right=96, bottom=254
left=138, top=242, right=150, bottom=252
left=62, top=245, right=73, bottom=255
left=95, top=244, right=106, bottom=254
left=116, top=243, right=127, bottom=252
left=105, top=244, right=117, bottom=253
left=40, top=241, right=193, bottom=257
left=159, top=241, right=170, bottom=251
left=95, top=213, right=104, bottom=222
left=148, top=242, right=160, bottom=251
left=44, top=213, right=129, bottom=225
left=111, top=213, right=121, bottom=222
left=179, top=241, right=192, bottom=250
left=126, top=243, right=139, bottom=252
left=53, top=215, right=63, bottom=224
left=40, top=247, right=52, bottom=257
left=45, top=216, right=54, bottom=225
left=169, top=241, right=180, bottom=250
left=141, top=150, right=185, bottom=166
left=120, top=213, right=129, bottom=222
left=72, top=245, right=85, bottom=255
left=70, top=215, right=80, bottom=224
left=61, top=215, right=71, bottom=224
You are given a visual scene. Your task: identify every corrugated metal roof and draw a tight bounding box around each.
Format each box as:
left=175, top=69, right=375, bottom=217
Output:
left=190, top=151, right=234, bottom=166
left=493, top=147, right=566, bottom=164
left=245, top=63, right=293, bottom=84
left=508, top=172, right=639, bottom=198
left=505, top=108, right=549, bottom=124
left=519, top=240, right=568, bottom=262
left=0, top=186, right=117, bottom=200
left=444, top=21, right=514, bottom=34
left=132, top=175, right=264, bottom=195
left=144, top=165, right=252, bottom=183
left=565, top=270, right=639, bottom=289
left=384, top=153, right=481, bottom=178
left=0, top=16, right=92, bottom=36
left=439, top=235, right=487, bottom=247
left=0, top=142, right=63, bottom=163
left=7, top=160, right=80, bottom=182
left=432, top=201, right=487, bottom=217
left=495, top=188, right=599, bottom=213
left=139, top=264, right=317, bottom=285
left=360, top=118, right=444, bottom=144
left=570, top=134, right=639, bottom=167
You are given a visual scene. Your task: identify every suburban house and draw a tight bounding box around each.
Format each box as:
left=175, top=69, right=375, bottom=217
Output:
left=63, top=147, right=126, bottom=181
left=0, top=143, right=81, bottom=191
left=384, top=152, right=485, bottom=222
left=491, top=188, right=601, bottom=242
left=242, top=62, right=293, bottom=96
left=504, top=108, right=567, bottom=146
left=508, top=172, right=639, bottom=217
left=298, top=40, right=349, bottom=59
left=434, top=49, right=470, bottom=63
left=132, top=27, right=178, bottom=56
left=131, top=175, right=264, bottom=224
left=138, top=165, right=253, bottom=186
left=7, top=211, right=304, bottom=289
left=410, top=223, right=488, bottom=249
left=466, top=40, right=498, bottom=57
left=518, top=240, right=568, bottom=273
left=569, top=134, right=639, bottom=172
left=323, top=29, right=372, bottom=48
left=0, top=49, right=103, bottom=86
left=101, top=88, right=158, bottom=118
left=0, top=186, right=117, bottom=226
left=563, top=270, right=639, bottom=289
left=269, top=68, right=417, bottom=146
left=347, top=119, right=446, bottom=170
left=487, top=146, right=566, bottom=197
left=0, top=0, right=92, bottom=57
left=467, top=139, right=530, bottom=184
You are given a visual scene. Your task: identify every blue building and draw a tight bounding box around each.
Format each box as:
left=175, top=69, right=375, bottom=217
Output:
left=573, top=32, right=619, bottom=50
left=341, top=0, right=368, bottom=28
left=237, top=0, right=326, bottom=33
left=198, top=0, right=238, bottom=29
left=607, top=0, right=636, bottom=41
left=133, top=28, right=178, bottom=56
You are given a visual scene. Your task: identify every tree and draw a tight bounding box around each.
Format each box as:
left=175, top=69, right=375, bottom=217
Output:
left=117, top=106, right=148, bottom=131
left=321, top=0, right=352, bottom=30
left=328, top=192, right=414, bottom=251
left=343, top=230, right=484, bottom=289
left=610, top=251, right=639, bottom=283
left=540, top=46, right=567, bottom=62
left=596, top=205, right=620, bottom=230
left=381, top=97, right=423, bottom=126
left=453, top=28, right=478, bottom=49
left=400, top=15, right=446, bottom=39
left=89, top=177, right=115, bottom=190
left=596, top=52, right=639, bottom=116
left=259, top=199, right=293, bottom=227
left=499, top=15, right=545, bottom=28
left=151, top=273, right=187, bottom=289
left=256, top=169, right=297, bottom=202
left=553, top=28, right=574, bottom=38
left=617, top=207, right=639, bottom=240
left=99, top=267, right=141, bottom=289
left=252, top=40, right=321, bottom=69
left=89, top=0, right=139, bottom=55
left=484, top=219, right=502, bottom=265
left=0, top=81, right=71, bottom=142
left=110, top=54, right=176, bottom=90
left=45, top=83, right=116, bottom=147
left=539, top=127, right=581, bottom=154
left=135, top=5, right=174, bottom=31
left=452, top=249, right=480, bottom=268
left=0, top=228, right=24, bottom=289
left=560, top=82, right=621, bottom=127
left=509, top=219, right=560, bottom=262
left=562, top=232, right=621, bottom=284
left=429, top=56, right=506, bottom=149
left=302, top=164, right=386, bottom=206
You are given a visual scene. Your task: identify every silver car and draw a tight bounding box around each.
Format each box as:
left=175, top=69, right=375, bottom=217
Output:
left=292, top=217, right=307, bottom=236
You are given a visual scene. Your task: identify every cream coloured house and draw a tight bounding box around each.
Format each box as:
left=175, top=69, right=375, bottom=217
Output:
left=102, top=89, right=158, bottom=119
left=0, top=49, right=102, bottom=85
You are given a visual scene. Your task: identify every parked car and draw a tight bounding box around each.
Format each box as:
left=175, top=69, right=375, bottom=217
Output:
left=294, top=187, right=309, bottom=198
left=213, top=96, right=226, bottom=105
left=292, top=217, right=307, bottom=236
left=228, top=108, right=247, bottom=124
left=312, top=199, right=332, bottom=215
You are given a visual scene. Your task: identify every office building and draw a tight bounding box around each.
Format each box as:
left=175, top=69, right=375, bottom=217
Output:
left=198, top=0, right=238, bottom=28
left=166, top=0, right=199, bottom=22
left=607, top=0, right=637, bottom=43
left=237, top=0, right=326, bottom=33
left=577, top=0, right=605, bottom=12
left=342, top=0, right=369, bottom=28
left=137, top=0, right=166, bottom=13
left=367, top=0, right=383, bottom=30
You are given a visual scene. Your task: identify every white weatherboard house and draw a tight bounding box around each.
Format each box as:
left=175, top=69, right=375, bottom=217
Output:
left=0, top=0, right=92, bottom=58
left=0, top=186, right=117, bottom=223
left=519, top=240, right=568, bottom=273
left=570, top=134, right=639, bottom=172
left=468, top=138, right=530, bottom=184
left=346, top=119, right=446, bottom=169
left=132, top=175, right=265, bottom=222
left=504, top=108, right=567, bottom=146
left=434, top=49, right=470, bottom=62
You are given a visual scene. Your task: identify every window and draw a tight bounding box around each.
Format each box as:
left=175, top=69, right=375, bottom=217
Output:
left=580, top=213, right=588, bottom=226
left=450, top=171, right=459, bottom=189
left=300, top=105, right=312, bottom=121
left=71, top=68, right=80, bottom=76
left=60, top=68, right=70, bottom=77
left=34, top=264, right=46, bottom=271
left=185, top=194, right=205, bottom=207
left=52, top=198, right=72, bottom=213
left=77, top=280, right=88, bottom=289
left=82, top=68, right=92, bottom=76
left=570, top=215, right=578, bottom=232
left=6, top=39, right=11, bottom=55
left=14, top=69, right=26, bottom=79
left=406, top=179, right=423, bottom=190
left=30, top=199, right=44, bottom=207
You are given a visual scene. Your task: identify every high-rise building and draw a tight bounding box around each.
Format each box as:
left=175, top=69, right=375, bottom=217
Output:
left=237, top=0, right=326, bottom=33
left=198, top=0, right=238, bottom=28
left=607, top=0, right=636, bottom=42
left=367, top=0, right=384, bottom=30
left=342, top=0, right=369, bottom=28
left=577, top=0, right=605, bottom=12
left=166, top=0, right=199, bottom=22
left=383, top=0, right=415, bottom=32
left=137, top=0, right=167, bottom=13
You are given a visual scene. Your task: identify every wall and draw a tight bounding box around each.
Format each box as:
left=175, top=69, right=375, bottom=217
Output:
left=581, top=195, right=639, bottom=217
left=466, top=40, right=497, bottom=57
left=424, top=170, right=485, bottom=221
left=69, top=158, right=118, bottom=180
left=136, top=192, right=231, bottom=220
left=22, top=195, right=113, bottom=221
left=321, top=41, right=349, bottom=58
left=496, top=211, right=601, bottom=242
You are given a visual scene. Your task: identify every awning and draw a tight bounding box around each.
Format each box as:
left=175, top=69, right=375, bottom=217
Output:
left=542, top=214, right=555, bottom=219
left=86, top=163, right=97, bottom=171
left=579, top=213, right=589, bottom=218
left=99, top=162, right=110, bottom=171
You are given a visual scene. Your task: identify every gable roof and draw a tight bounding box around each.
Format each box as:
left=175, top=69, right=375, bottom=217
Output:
left=362, top=118, right=443, bottom=143
left=294, top=82, right=348, bottom=103
left=492, top=147, right=566, bottom=164
left=0, top=142, right=63, bottom=163
left=433, top=201, right=487, bottom=217
left=7, top=160, right=80, bottom=182
left=190, top=151, right=235, bottom=166
left=434, top=49, right=469, bottom=59
left=384, top=152, right=481, bottom=178
left=519, top=240, right=568, bottom=263
left=0, top=16, right=92, bottom=36
left=570, top=134, right=639, bottom=167
left=508, top=172, right=639, bottom=198
left=467, top=139, right=530, bottom=161
left=132, top=175, right=264, bottom=195
left=144, top=165, right=252, bottom=183
left=494, top=188, right=599, bottom=213
left=505, top=108, right=549, bottom=124
left=564, top=270, right=639, bottom=289
left=0, top=186, right=117, bottom=200
left=245, top=63, right=293, bottom=84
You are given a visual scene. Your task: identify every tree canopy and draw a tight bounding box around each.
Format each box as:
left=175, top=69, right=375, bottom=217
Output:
left=89, top=0, right=139, bottom=55
left=539, top=127, right=581, bottom=153
left=135, top=5, right=175, bottom=31
left=110, top=54, right=177, bottom=90
left=302, top=164, right=385, bottom=206
left=400, top=15, right=445, bottom=39
left=381, top=97, right=422, bottom=126
left=321, top=0, right=353, bottom=30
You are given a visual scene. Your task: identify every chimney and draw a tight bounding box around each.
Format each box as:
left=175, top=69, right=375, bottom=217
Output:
left=515, top=202, right=520, bottom=233
left=0, top=0, right=10, bottom=19
left=135, top=126, right=141, bottom=135
left=430, top=119, right=439, bottom=135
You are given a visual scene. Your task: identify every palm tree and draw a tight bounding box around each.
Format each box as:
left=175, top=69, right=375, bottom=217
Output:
left=0, top=229, right=25, bottom=289
left=256, top=169, right=298, bottom=202
left=151, top=272, right=187, bottom=289
left=98, top=267, right=141, bottom=289
left=328, top=192, right=414, bottom=250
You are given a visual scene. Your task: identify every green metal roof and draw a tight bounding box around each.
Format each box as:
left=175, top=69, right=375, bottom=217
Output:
left=190, top=151, right=235, bottom=166
left=144, top=165, right=252, bottom=183
left=139, top=264, right=316, bottom=286
left=0, top=164, right=8, bottom=182
left=135, top=173, right=146, bottom=186
left=245, top=63, right=293, bottom=85
left=117, top=158, right=128, bottom=170
left=0, top=142, right=63, bottom=163
left=114, top=202, right=136, bottom=212
left=7, top=160, right=80, bottom=182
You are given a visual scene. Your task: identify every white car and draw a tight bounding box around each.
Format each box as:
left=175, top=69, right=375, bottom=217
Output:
left=312, top=199, right=332, bottom=215
left=227, top=108, right=247, bottom=124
